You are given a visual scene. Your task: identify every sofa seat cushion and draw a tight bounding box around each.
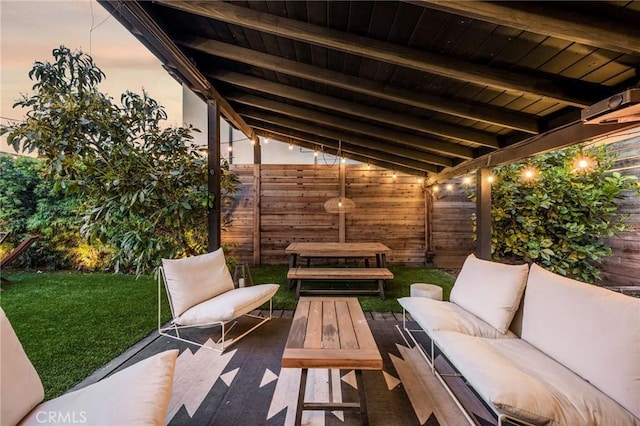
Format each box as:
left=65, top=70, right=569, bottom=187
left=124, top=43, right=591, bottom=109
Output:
left=19, top=350, right=178, bottom=426
left=398, top=297, right=517, bottom=339
left=449, top=254, right=529, bottom=334
left=175, top=283, right=279, bottom=326
left=521, top=264, right=640, bottom=419
left=434, top=331, right=640, bottom=426
left=1, top=309, right=45, bottom=426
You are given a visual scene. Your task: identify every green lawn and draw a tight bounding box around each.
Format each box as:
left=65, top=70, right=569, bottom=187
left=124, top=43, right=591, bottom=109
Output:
left=0, top=266, right=455, bottom=399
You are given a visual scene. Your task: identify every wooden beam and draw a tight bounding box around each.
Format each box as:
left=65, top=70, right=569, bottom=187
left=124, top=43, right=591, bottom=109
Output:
left=250, top=122, right=436, bottom=175
left=180, top=36, right=537, bottom=134
left=429, top=121, right=640, bottom=183
left=410, top=0, right=640, bottom=56
left=99, top=0, right=255, bottom=140
left=240, top=108, right=452, bottom=167
left=157, top=0, right=592, bottom=107
left=228, top=93, right=475, bottom=158
left=475, top=168, right=492, bottom=261
left=211, top=71, right=484, bottom=156
left=207, top=100, right=221, bottom=252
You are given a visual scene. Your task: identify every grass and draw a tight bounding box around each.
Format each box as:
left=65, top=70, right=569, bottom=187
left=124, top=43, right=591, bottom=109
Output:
left=0, top=265, right=455, bottom=399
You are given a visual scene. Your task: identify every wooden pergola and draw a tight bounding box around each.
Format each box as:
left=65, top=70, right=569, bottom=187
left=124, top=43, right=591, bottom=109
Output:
left=98, top=0, right=640, bottom=258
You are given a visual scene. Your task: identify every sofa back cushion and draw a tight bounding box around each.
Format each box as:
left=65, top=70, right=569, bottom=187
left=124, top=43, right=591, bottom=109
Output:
left=162, top=248, right=235, bottom=317
left=521, top=263, right=640, bottom=418
left=0, top=308, right=45, bottom=426
left=450, top=254, right=529, bottom=334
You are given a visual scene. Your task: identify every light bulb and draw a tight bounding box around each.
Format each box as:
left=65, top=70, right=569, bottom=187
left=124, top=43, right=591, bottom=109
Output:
left=288, top=144, right=293, bottom=150
left=313, top=151, right=318, bottom=157
left=341, top=157, right=346, bottom=164
left=264, top=138, right=270, bottom=144
left=433, top=185, right=440, bottom=192
left=227, top=145, right=232, bottom=152
left=487, top=175, right=495, bottom=184
left=446, top=183, right=453, bottom=191
left=463, top=176, right=471, bottom=185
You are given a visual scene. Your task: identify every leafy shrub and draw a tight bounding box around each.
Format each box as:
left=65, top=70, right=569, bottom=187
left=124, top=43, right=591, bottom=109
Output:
left=1, top=46, right=240, bottom=274
left=472, top=144, right=638, bottom=283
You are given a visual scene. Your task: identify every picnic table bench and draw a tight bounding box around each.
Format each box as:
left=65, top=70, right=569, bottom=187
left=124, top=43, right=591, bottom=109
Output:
left=287, top=267, right=393, bottom=300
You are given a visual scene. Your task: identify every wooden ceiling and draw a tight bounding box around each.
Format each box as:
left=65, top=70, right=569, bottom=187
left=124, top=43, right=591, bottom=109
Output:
left=99, top=0, right=640, bottom=181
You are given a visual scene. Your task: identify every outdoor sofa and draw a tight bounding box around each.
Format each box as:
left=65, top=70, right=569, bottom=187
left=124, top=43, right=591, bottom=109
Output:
left=1, top=307, right=177, bottom=426
left=399, top=254, right=640, bottom=426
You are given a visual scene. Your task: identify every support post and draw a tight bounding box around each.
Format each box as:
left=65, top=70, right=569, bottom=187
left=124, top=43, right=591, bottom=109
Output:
left=339, top=161, right=346, bottom=243
left=253, top=137, right=261, bottom=265
left=476, top=168, right=492, bottom=260
left=208, top=100, right=221, bottom=252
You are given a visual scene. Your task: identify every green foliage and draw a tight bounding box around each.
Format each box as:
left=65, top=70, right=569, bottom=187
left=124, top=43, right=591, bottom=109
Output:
left=0, top=153, right=87, bottom=269
left=1, top=46, right=240, bottom=274
left=472, top=144, right=638, bottom=283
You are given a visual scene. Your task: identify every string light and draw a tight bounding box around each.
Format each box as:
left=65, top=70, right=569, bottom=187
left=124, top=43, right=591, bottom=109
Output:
left=432, top=184, right=440, bottom=192
left=392, top=171, right=397, bottom=179
left=417, top=177, right=423, bottom=184
left=487, top=175, right=495, bottom=184
left=288, top=143, right=294, bottom=150
left=227, top=145, right=232, bottom=152
left=264, top=138, right=270, bottom=144
left=313, top=150, right=318, bottom=157
left=251, top=138, right=256, bottom=145
left=521, top=165, right=538, bottom=182
left=463, top=176, right=471, bottom=186
left=341, top=157, right=346, bottom=164
left=572, top=152, right=596, bottom=173
left=446, top=183, right=453, bottom=191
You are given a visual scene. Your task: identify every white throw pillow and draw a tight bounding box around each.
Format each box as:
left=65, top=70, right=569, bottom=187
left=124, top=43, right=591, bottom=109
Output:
left=162, top=248, right=235, bottom=317
left=0, top=308, right=45, bottom=426
left=450, top=254, right=529, bottom=334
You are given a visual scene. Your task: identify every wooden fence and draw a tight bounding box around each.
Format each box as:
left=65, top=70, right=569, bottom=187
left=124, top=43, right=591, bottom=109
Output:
left=223, top=138, right=638, bottom=288
left=223, top=164, right=426, bottom=266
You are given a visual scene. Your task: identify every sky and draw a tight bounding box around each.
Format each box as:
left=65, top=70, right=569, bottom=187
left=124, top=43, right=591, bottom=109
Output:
left=0, top=0, right=183, bottom=154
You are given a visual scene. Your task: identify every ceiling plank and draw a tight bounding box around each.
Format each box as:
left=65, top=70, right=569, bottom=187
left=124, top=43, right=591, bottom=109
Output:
left=240, top=108, right=453, bottom=167
left=211, top=70, right=483, bottom=157
left=229, top=93, right=475, bottom=159
left=409, top=0, right=640, bottom=56
left=180, top=36, right=538, bottom=134
left=430, top=121, right=640, bottom=183
left=98, top=0, right=255, bottom=140
left=156, top=0, right=593, bottom=107
left=252, top=125, right=435, bottom=175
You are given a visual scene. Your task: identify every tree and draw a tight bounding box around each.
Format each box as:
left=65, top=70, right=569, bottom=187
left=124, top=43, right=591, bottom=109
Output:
left=1, top=46, right=239, bottom=274
left=472, top=144, right=638, bottom=283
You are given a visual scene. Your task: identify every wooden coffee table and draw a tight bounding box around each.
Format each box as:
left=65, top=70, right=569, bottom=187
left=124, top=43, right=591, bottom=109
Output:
left=282, top=297, right=383, bottom=425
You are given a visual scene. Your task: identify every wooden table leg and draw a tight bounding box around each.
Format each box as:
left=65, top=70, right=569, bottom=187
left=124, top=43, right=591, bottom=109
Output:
left=355, top=369, right=369, bottom=426
left=288, top=254, right=298, bottom=290
left=295, top=368, right=308, bottom=426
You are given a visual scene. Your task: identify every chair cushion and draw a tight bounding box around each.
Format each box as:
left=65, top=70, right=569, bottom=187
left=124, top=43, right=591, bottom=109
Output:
left=162, top=248, right=235, bottom=317
left=521, top=263, right=640, bottom=419
left=398, top=297, right=517, bottom=339
left=176, top=283, right=280, bottom=325
left=449, top=254, right=529, bottom=334
left=0, top=308, right=45, bottom=426
left=434, top=331, right=640, bottom=426
left=19, top=350, right=178, bottom=426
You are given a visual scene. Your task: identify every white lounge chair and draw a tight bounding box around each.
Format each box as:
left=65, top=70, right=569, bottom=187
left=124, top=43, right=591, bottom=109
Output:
left=0, top=307, right=177, bottom=426
left=158, top=247, right=279, bottom=352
